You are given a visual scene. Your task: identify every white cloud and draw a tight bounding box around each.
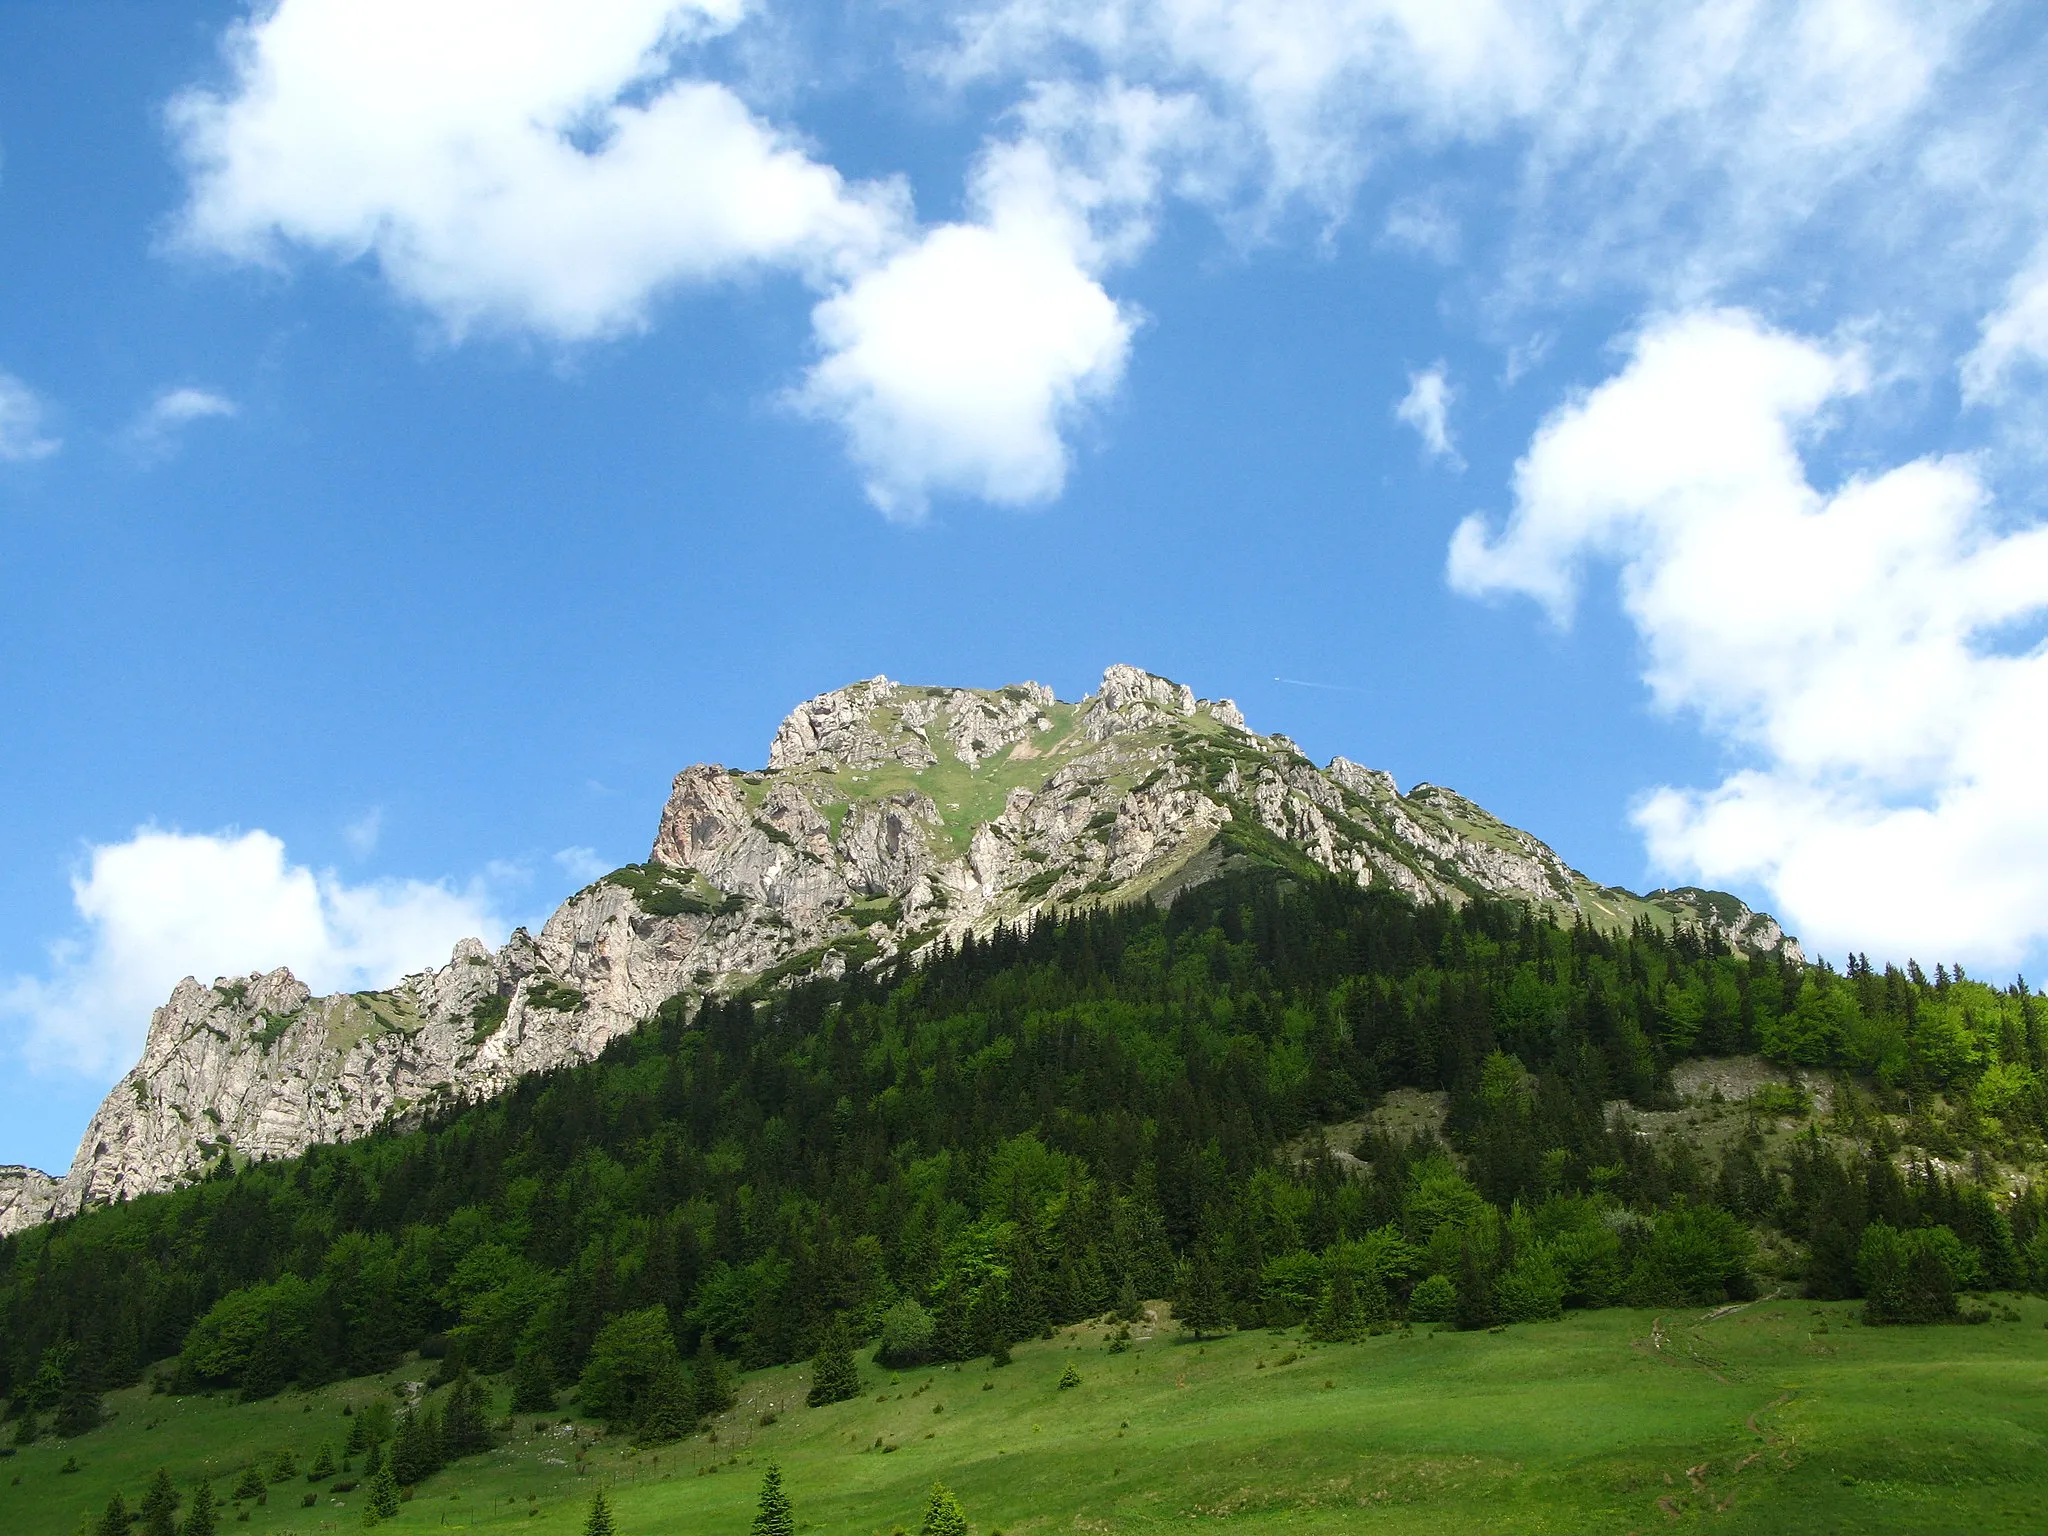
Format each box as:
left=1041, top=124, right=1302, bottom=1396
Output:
left=1, top=828, right=507, bottom=1076
left=0, top=371, right=60, bottom=462
left=343, top=807, right=383, bottom=858
left=1961, top=243, right=2048, bottom=404
left=1394, top=362, right=1458, bottom=464
left=170, top=0, right=906, bottom=340
left=554, top=846, right=610, bottom=883
left=1449, top=309, right=2048, bottom=965
left=1380, top=195, right=1459, bottom=262
left=944, top=1, right=2010, bottom=314
left=128, top=386, right=237, bottom=458
left=798, top=136, right=1135, bottom=517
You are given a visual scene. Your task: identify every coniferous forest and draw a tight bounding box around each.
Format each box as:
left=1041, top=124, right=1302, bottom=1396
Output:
left=4, top=873, right=2045, bottom=1452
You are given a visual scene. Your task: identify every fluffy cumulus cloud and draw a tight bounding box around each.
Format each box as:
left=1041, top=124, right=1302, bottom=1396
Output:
left=171, top=0, right=1172, bottom=513
left=0, top=370, right=60, bottom=462
left=171, top=0, right=906, bottom=339
left=1450, top=310, right=2048, bottom=965
left=797, top=85, right=1187, bottom=515
left=2, top=828, right=506, bottom=1076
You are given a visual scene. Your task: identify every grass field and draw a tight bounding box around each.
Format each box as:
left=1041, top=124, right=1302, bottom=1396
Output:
left=7, top=1299, right=2047, bottom=1536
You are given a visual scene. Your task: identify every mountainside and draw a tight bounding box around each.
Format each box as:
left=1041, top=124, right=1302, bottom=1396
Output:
left=0, top=664, right=1793, bottom=1236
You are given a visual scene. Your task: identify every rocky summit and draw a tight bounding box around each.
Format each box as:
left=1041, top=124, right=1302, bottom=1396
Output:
left=0, top=664, right=1795, bottom=1236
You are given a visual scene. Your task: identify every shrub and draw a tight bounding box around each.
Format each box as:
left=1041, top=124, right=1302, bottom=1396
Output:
left=1408, top=1275, right=1456, bottom=1323
left=874, top=1300, right=936, bottom=1367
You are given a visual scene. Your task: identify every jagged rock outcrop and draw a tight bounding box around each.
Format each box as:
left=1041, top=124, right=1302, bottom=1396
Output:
left=0, top=664, right=1797, bottom=1236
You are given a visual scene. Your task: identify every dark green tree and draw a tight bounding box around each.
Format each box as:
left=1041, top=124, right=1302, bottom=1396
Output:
left=691, top=1334, right=735, bottom=1420
left=1307, top=1261, right=1364, bottom=1343
left=806, top=1315, right=861, bottom=1407
left=231, top=1465, right=266, bottom=1502
left=582, top=1488, right=615, bottom=1536
left=179, top=1481, right=218, bottom=1536
left=580, top=1308, right=681, bottom=1427
left=442, top=1370, right=492, bottom=1458
left=142, top=1467, right=181, bottom=1536
left=308, top=1444, right=336, bottom=1482
left=750, top=1463, right=794, bottom=1536
left=637, top=1362, right=695, bottom=1443
left=510, top=1349, right=555, bottom=1414
left=1176, top=1242, right=1228, bottom=1339
left=53, top=1343, right=103, bottom=1437
left=1454, top=1243, right=1496, bottom=1331
left=96, top=1493, right=131, bottom=1536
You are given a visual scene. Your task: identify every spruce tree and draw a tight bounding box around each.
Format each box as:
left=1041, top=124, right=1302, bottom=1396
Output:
left=931, top=1283, right=972, bottom=1363
left=582, top=1488, right=615, bottom=1536
left=691, top=1335, right=735, bottom=1419
left=1307, top=1263, right=1364, bottom=1343
left=806, top=1316, right=861, bottom=1407
left=1114, top=1274, right=1142, bottom=1324
left=510, top=1349, right=555, bottom=1414
left=232, top=1465, right=267, bottom=1502
left=443, top=1370, right=491, bottom=1458
left=179, top=1481, right=218, bottom=1536
left=366, top=1463, right=401, bottom=1522
left=142, top=1467, right=181, bottom=1536
left=1176, top=1244, right=1227, bottom=1339
left=1455, top=1244, right=1496, bottom=1332
left=309, top=1444, right=336, bottom=1482
left=750, top=1463, right=794, bottom=1536
left=54, top=1343, right=103, bottom=1437
left=96, top=1493, right=131, bottom=1536
left=636, top=1362, right=695, bottom=1443
left=920, top=1482, right=968, bottom=1536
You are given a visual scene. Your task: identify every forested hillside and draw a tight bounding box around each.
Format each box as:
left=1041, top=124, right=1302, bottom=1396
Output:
left=4, top=874, right=2044, bottom=1444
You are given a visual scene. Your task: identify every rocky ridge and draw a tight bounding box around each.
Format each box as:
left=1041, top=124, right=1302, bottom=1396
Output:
left=0, top=664, right=1797, bottom=1237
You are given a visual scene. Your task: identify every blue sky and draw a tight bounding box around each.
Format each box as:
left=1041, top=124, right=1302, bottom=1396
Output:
left=4, top=0, right=2048, bottom=1173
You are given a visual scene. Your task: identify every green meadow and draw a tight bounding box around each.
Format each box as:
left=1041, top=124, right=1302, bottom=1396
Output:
left=7, top=1300, right=2047, bottom=1536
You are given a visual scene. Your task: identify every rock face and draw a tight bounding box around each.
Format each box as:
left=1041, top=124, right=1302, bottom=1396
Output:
left=0, top=665, right=1798, bottom=1237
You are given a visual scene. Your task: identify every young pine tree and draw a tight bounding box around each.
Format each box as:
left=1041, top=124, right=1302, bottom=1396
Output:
left=806, top=1316, right=862, bottom=1407
left=920, top=1482, right=969, bottom=1536
left=582, top=1488, right=616, bottom=1536
left=96, top=1493, right=130, bottom=1536
left=1307, top=1263, right=1365, bottom=1343
left=750, top=1463, right=795, bottom=1536
left=365, top=1464, right=401, bottom=1523
left=179, top=1482, right=218, bottom=1536
left=232, top=1465, right=267, bottom=1503
left=142, top=1467, right=181, bottom=1536
left=308, top=1444, right=336, bottom=1482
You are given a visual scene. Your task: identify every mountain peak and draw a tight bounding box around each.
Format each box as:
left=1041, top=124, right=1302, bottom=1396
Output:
left=1, top=664, right=1796, bottom=1237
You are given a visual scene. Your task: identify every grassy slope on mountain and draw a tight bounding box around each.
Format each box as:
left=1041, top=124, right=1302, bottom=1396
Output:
left=7, top=1299, right=2048, bottom=1536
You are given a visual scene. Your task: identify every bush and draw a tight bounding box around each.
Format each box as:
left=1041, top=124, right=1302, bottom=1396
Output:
left=874, top=1300, right=937, bottom=1368
left=579, top=1308, right=682, bottom=1427
left=1495, top=1249, right=1566, bottom=1323
left=1859, top=1222, right=1964, bottom=1324
left=1407, top=1275, right=1456, bottom=1323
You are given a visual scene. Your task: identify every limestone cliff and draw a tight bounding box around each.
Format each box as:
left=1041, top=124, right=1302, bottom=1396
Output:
left=0, top=664, right=1796, bottom=1236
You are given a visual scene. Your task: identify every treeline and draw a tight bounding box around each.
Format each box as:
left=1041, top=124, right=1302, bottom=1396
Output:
left=4, top=875, right=2046, bottom=1446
